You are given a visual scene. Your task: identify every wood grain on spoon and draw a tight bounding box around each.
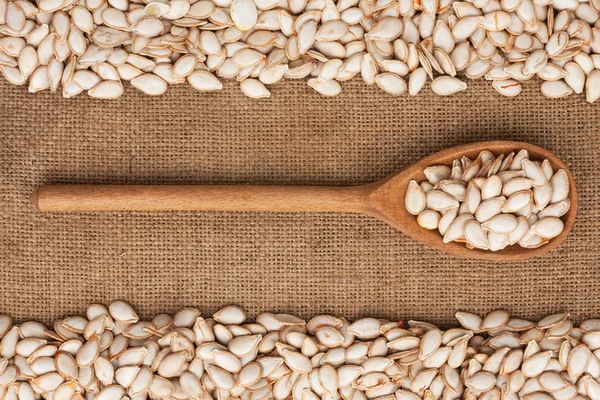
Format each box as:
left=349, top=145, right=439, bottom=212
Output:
left=31, top=141, right=577, bottom=261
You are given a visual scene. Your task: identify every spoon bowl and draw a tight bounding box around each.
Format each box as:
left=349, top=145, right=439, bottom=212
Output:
left=32, top=141, right=577, bottom=260
left=363, top=141, right=578, bottom=260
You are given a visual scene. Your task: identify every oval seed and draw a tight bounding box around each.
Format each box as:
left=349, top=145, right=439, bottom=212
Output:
left=531, top=217, right=564, bottom=239
left=430, top=76, right=467, bottom=95
left=109, top=301, right=139, bottom=323
left=417, top=210, right=441, bottom=230
left=464, top=220, right=490, bottom=250
left=426, top=190, right=459, bottom=211
left=130, top=73, right=168, bottom=95
left=240, top=78, right=271, bottom=99
left=231, top=0, right=258, bottom=31
left=374, top=72, right=406, bottom=96
left=550, top=170, right=569, bottom=204
left=481, top=310, right=510, bottom=331
left=481, top=214, right=518, bottom=234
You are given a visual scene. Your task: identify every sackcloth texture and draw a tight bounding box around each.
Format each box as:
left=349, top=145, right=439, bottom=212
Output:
left=0, top=77, right=598, bottom=327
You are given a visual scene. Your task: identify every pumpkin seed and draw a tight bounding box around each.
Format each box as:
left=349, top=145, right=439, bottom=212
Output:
left=405, top=150, right=568, bottom=250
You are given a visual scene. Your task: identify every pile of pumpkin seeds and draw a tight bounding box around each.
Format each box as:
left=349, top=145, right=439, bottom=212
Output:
left=1, top=0, right=600, bottom=99
left=0, top=303, right=598, bottom=400
left=405, top=149, right=570, bottom=251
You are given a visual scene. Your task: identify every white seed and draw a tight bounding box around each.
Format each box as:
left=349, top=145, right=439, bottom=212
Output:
left=347, top=318, right=381, bottom=339
left=481, top=310, right=510, bottom=331
left=55, top=352, right=78, bottom=379
left=367, top=17, right=404, bottom=41
left=94, top=357, right=115, bottom=386
left=88, top=80, right=124, bottom=99
left=419, top=329, right=442, bottom=360
left=109, top=301, right=139, bottom=323
left=587, top=70, right=600, bottom=103
left=502, top=191, right=532, bottom=213
left=503, top=177, right=534, bottom=196
left=475, top=196, right=506, bottom=223
left=507, top=216, right=529, bottom=245
left=97, top=385, right=126, bottom=400
left=76, top=337, right=100, bottom=367
left=531, top=217, right=564, bottom=239
left=424, top=166, right=451, bottom=184
left=307, top=78, right=341, bottom=96
left=452, top=16, right=485, bottom=40
left=158, top=351, right=187, bottom=377
left=481, top=11, right=511, bottom=30
left=481, top=214, right=518, bottom=234
left=231, top=0, right=258, bottom=30
left=492, top=80, right=522, bottom=97
left=130, top=73, right=168, bottom=95
left=455, top=311, right=482, bottom=331
left=430, top=76, right=467, bottom=95
left=188, top=70, right=223, bottom=91
left=481, top=175, right=502, bottom=200
left=408, top=67, right=428, bottom=95
left=360, top=53, right=377, bottom=85
left=417, top=210, right=441, bottom=230
left=228, top=334, right=262, bottom=356
left=533, top=183, right=552, bottom=211
left=521, top=159, right=548, bottom=187
left=6, top=3, right=26, bottom=32
left=464, top=220, right=490, bottom=250
left=129, top=366, right=153, bottom=396
left=30, top=371, right=64, bottom=392
left=240, top=78, right=270, bottom=98
left=522, top=351, right=552, bottom=377
left=1, top=0, right=594, bottom=102
left=375, top=72, right=407, bottom=96
left=1, top=304, right=597, bottom=400
left=426, top=190, right=460, bottom=211
left=540, top=80, right=573, bottom=99
left=550, top=169, right=569, bottom=204
left=538, top=199, right=570, bottom=219
left=233, top=48, right=265, bottom=67
left=443, top=214, right=474, bottom=243
left=466, top=371, right=497, bottom=391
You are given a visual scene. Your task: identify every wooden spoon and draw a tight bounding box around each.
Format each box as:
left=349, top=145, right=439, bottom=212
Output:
left=31, top=141, right=577, bottom=260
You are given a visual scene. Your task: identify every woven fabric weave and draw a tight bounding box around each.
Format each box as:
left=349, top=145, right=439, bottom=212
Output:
left=0, top=78, right=598, bottom=326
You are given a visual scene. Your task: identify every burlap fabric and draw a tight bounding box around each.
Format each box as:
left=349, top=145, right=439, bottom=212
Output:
left=0, top=78, right=598, bottom=327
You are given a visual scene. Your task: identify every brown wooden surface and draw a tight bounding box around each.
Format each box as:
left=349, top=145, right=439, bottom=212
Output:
left=32, top=141, right=577, bottom=261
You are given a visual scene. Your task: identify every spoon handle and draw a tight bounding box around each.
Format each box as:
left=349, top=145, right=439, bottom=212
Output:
left=32, top=185, right=371, bottom=213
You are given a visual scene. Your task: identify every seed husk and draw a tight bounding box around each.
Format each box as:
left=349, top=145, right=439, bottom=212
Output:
left=538, top=199, right=570, bottom=219
left=475, top=196, right=506, bottom=223
left=464, top=220, right=490, bottom=250
left=466, top=371, right=497, bottom=391
left=418, top=210, right=441, bottom=230
left=307, top=78, right=341, bottom=96
left=426, top=190, right=460, bottom=212
left=586, top=70, right=600, bottom=103
left=481, top=175, right=503, bottom=200
left=430, top=76, right=467, bottom=96
left=493, top=79, right=522, bottom=97
left=375, top=72, right=407, bottom=96
left=531, top=217, right=565, bottom=239
left=240, top=78, right=271, bottom=98
left=443, top=214, right=474, bottom=243
left=502, top=190, right=532, bottom=213
left=550, top=169, right=569, bottom=204
left=503, top=178, right=535, bottom=196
